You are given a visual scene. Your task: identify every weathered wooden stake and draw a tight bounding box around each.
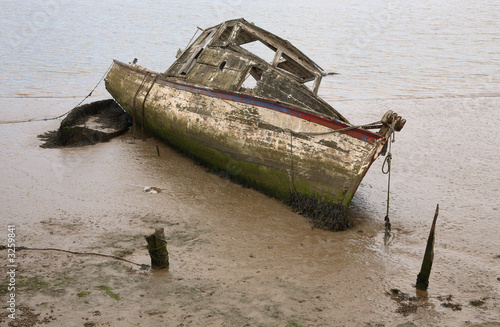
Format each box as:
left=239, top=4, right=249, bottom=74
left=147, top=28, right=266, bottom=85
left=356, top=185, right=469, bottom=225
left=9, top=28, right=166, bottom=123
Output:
left=145, top=228, right=169, bottom=269
left=156, top=145, right=160, bottom=156
left=416, top=204, right=439, bottom=291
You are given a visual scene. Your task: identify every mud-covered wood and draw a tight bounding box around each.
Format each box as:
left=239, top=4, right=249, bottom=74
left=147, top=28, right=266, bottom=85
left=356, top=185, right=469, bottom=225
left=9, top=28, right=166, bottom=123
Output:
left=38, top=99, right=130, bottom=148
left=416, top=204, right=439, bottom=291
left=145, top=228, right=169, bottom=269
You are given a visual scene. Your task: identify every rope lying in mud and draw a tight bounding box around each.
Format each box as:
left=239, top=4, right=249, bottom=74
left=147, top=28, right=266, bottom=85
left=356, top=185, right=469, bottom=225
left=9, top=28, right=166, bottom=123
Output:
left=0, top=245, right=149, bottom=269
left=289, top=131, right=296, bottom=191
left=0, top=62, right=113, bottom=125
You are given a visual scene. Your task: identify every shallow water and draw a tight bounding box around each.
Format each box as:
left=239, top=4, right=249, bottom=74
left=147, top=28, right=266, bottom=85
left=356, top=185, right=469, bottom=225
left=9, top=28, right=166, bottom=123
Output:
left=1, top=1, right=499, bottom=326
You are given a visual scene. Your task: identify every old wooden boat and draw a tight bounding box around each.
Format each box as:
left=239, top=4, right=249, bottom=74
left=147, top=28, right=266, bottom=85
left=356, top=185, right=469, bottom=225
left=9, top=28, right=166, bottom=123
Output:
left=104, top=18, right=405, bottom=231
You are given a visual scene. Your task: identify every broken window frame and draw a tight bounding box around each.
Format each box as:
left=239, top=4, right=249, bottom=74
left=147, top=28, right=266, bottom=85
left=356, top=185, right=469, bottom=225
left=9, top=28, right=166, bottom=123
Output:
left=239, top=66, right=264, bottom=91
left=211, top=23, right=237, bottom=47
left=175, top=20, right=325, bottom=94
left=219, top=23, right=324, bottom=94
left=178, top=28, right=218, bottom=76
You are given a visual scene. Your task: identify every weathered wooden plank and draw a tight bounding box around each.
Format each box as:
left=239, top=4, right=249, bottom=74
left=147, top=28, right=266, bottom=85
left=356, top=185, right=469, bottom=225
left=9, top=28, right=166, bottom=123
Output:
left=416, top=204, right=439, bottom=291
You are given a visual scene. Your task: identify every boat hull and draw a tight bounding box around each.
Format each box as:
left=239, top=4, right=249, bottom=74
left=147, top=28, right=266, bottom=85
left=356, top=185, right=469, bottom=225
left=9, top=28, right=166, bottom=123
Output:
left=105, top=60, right=386, bottom=230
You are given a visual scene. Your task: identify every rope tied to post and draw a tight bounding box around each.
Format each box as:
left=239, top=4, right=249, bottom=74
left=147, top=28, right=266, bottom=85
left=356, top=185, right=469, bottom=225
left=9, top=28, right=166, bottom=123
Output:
left=144, top=228, right=169, bottom=269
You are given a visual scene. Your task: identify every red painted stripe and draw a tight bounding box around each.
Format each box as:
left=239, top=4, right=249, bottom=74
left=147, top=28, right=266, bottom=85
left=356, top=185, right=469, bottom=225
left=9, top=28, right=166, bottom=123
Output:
left=113, top=60, right=382, bottom=143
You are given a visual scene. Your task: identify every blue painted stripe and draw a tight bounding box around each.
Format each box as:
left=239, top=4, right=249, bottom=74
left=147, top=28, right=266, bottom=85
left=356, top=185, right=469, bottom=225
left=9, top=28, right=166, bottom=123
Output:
left=116, top=60, right=381, bottom=142
left=164, top=80, right=381, bottom=143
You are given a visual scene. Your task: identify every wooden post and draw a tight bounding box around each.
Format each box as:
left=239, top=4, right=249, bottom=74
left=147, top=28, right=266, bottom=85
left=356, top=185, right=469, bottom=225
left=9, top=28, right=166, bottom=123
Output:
left=416, top=204, right=439, bottom=291
left=145, top=228, right=169, bottom=269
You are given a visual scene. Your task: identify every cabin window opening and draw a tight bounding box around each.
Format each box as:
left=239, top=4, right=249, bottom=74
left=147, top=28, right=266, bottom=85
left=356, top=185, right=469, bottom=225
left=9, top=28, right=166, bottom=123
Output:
left=241, top=73, right=258, bottom=90
left=218, top=26, right=233, bottom=43
left=178, top=29, right=216, bottom=76
left=304, top=80, right=315, bottom=92
left=219, top=61, right=226, bottom=70
left=275, top=53, right=312, bottom=82
left=180, top=48, right=203, bottom=75
left=239, top=40, right=276, bottom=64
left=240, top=66, right=263, bottom=90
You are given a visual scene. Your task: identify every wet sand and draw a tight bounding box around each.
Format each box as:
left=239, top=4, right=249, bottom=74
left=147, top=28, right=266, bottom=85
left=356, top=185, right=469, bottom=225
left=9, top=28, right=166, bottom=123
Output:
left=0, top=97, right=499, bottom=326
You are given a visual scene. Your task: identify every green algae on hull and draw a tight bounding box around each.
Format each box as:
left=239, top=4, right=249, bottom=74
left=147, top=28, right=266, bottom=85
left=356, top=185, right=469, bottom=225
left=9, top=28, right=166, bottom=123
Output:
left=103, top=20, right=403, bottom=231
left=142, top=107, right=354, bottom=230
left=105, top=69, right=378, bottom=231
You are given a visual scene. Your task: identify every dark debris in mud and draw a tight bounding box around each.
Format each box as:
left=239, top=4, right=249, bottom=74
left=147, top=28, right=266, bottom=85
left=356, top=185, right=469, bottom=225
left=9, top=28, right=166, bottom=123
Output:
left=289, top=191, right=352, bottom=232
left=388, top=289, right=465, bottom=316
left=469, top=299, right=486, bottom=307
left=38, top=99, right=131, bottom=148
left=387, top=289, right=426, bottom=316
left=0, top=304, right=56, bottom=326
left=437, top=294, right=462, bottom=311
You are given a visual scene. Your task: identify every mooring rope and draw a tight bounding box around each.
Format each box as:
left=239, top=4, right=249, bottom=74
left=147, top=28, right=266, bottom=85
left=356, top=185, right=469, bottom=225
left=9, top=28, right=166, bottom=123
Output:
left=289, top=130, right=297, bottom=192
left=382, top=128, right=395, bottom=242
left=132, top=72, right=150, bottom=136
left=0, top=62, right=114, bottom=125
left=146, top=239, right=168, bottom=264
left=141, top=74, right=159, bottom=140
left=296, top=120, right=382, bottom=136
left=285, top=120, right=382, bottom=196
left=0, top=245, right=148, bottom=269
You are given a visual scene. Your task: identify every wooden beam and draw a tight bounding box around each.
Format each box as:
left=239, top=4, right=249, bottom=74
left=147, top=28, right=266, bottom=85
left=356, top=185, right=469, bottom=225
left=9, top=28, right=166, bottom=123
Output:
left=416, top=204, right=439, bottom=291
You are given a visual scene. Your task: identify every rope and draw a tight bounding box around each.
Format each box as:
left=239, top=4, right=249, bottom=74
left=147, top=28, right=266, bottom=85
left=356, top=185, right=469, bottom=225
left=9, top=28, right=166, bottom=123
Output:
left=218, top=95, right=382, bottom=138
left=0, top=245, right=148, bottom=268
left=132, top=72, right=150, bottom=136
left=146, top=236, right=168, bottom=268
left=141, top=74, right=158, bottom=140
left=0, top=62, right=113, bottom=125
left=289, top=131, right=296, bottom=191
left=284, top=120, right=382, bottom=195
left=382, top=129, right=395, bottom=242
left=295, top=120, right=382, bottom=136
left=185, top=26, right=204, bottom=50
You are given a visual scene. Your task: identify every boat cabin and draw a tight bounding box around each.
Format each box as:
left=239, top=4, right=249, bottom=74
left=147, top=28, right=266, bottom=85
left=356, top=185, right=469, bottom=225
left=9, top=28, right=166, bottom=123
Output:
left=163, top=18, right=346, bottom=121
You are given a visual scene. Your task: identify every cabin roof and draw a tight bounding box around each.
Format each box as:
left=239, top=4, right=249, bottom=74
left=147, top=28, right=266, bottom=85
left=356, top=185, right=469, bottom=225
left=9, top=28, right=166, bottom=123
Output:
left=164, top=18, right=346, bottom=120
left=203, top=18, right=325, bottom=83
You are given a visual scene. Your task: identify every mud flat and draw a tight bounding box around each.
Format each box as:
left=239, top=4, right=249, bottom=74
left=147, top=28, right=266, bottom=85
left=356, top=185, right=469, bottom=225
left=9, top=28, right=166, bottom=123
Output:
left=0, top=97, right=499, bottom=326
